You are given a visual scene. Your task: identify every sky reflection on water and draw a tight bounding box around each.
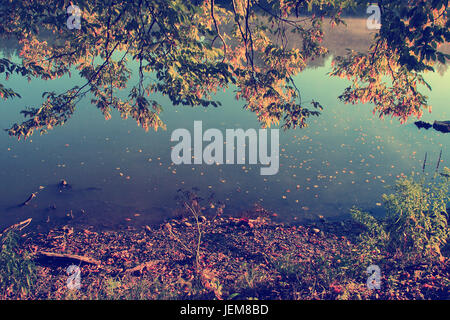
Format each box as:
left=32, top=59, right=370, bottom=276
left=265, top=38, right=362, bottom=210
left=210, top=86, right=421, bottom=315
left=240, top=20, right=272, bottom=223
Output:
left=0, top=53, right=449, bottom=230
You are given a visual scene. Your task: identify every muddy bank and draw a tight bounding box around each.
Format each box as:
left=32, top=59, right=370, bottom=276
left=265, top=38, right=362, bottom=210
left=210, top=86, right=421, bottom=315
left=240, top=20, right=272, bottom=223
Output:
left=3, top=213, right=447, bottom=300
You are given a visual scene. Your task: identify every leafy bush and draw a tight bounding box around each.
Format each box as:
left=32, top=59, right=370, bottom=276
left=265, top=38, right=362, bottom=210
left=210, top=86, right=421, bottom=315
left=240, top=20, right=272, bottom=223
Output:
left=351, top=209, right=389, bottom=263
left=0, top=231, right=36, bottom=298
left=352, top=173, right=449, bottom=264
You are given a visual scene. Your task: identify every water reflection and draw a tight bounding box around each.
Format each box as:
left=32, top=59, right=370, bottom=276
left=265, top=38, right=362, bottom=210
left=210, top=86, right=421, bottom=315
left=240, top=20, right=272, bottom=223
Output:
left=1, top=52, right=448, bottom=230
left=0, top=2, right=449, bottom=230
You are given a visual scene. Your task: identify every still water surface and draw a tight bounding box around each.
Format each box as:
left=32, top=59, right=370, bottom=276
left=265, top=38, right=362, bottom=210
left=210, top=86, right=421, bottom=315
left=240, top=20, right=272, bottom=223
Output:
left=0, top=50, right=449, bottom=230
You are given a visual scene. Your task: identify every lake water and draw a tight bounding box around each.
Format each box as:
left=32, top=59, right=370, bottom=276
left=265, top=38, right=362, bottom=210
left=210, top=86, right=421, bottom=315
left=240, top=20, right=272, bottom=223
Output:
left=1, top=45, right=449, bottom=231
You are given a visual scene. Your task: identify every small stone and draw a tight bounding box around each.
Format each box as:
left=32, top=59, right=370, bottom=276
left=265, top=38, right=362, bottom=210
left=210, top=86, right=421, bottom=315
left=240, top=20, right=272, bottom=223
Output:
left=59, top=179, right=69, bottom=187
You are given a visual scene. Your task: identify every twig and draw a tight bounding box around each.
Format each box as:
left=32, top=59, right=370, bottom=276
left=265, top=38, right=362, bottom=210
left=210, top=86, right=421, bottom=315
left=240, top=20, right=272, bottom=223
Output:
left=436, top=149, right=442, bottom=172
left=165, top=223, right=193, bottom=255
left=38, top=251, right=101, bottom=266
left=184, top=202, right=202, bottom=271
left=0, top=218, right=32, bottom=238
left=20, top=192, right=37, bottom=207
left=124, top=260, right=162, bottom=274
left=210, top=0, right=227, bottom=62
left=423, top=152, right=427, bottom=173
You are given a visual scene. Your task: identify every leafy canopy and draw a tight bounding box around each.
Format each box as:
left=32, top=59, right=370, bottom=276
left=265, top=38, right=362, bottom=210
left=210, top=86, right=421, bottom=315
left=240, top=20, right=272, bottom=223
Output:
left=0, top=0, right=448, bottom=139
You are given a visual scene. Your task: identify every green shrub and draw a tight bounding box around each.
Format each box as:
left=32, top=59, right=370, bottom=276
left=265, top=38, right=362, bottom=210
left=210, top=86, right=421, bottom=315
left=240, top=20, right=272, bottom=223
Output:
left=351, top=209, right=389, bottom=262
left=0, top=231, right=36, bottom=298
left=352, top=173, right=449, bottom=264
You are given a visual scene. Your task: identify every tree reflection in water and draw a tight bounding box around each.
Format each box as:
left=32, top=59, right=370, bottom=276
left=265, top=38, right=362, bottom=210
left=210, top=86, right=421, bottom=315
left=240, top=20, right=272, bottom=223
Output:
left=0, top=0, right=448, bottom=139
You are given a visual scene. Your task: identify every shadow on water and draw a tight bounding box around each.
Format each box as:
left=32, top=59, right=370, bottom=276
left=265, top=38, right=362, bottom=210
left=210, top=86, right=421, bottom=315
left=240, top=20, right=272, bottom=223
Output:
left=414, top=120, right=450, bottom=133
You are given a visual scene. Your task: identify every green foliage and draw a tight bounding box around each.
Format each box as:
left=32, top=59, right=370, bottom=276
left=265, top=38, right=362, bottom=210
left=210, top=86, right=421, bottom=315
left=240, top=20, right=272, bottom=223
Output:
left=0, top=231, right=36, bottom=298
left=331, top=0, right=449, bottom=122
left=236, top=262, right=270, bottom=291
left=2, top=1, right=446, bottom=138
left=383, top=175, right=449, bottom=261
left=270, top=253, right=358, bottom=299
left=0, top=82, right=21, bottom=100
left=352, top=174, right=450, bottom=264
left=351, top=208, right=390, bottom=264
left=122, top=276, right=174, bottom=300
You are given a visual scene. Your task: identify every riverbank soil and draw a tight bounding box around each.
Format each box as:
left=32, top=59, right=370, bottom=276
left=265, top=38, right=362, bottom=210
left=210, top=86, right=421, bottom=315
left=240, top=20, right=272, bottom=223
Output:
left=4, top=213, right=448, bottom=300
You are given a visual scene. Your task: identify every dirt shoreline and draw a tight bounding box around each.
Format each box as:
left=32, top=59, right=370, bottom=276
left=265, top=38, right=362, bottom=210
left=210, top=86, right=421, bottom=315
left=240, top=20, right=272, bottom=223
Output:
left=4, top=213, right=447, bottom=300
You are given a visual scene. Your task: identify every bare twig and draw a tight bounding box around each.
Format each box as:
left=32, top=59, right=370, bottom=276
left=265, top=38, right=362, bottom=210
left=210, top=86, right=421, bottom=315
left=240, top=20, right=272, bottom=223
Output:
left=210, top=0, right=227, bottom=62
left=184, top=202, right=202, bottom=271
left=165, top=222, right=193, bottom=255
left=38, top=251, right=101, bottom=265
left=0, top=218, right=32, bottom=239
left=423, top=152, right=427, bottom=173
left=436, top=149, right=442, bottom=172
left=124, top=260, right=162, bottom=274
